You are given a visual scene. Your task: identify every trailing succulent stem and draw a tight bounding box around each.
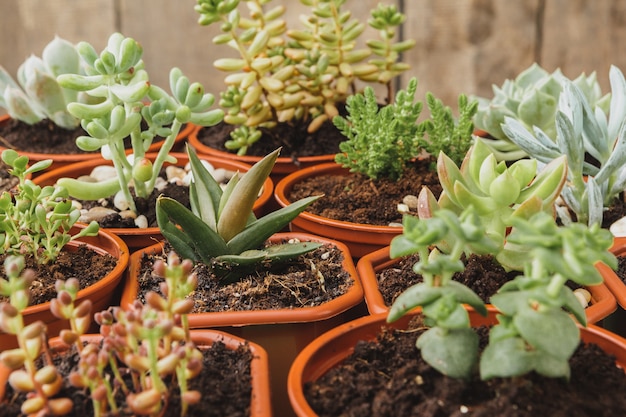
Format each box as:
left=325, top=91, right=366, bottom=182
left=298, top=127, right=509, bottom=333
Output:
left=157, top=146, right=322, bottom=283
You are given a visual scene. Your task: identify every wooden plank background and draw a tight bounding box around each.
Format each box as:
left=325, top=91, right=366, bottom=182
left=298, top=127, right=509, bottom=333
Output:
left=1, top=0, right=625, bottom=115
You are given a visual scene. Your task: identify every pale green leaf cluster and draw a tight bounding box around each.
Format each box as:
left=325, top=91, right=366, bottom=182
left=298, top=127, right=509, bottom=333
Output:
left=474, top=63, right=610, bottom=161
left=502, top=65, right=626, bottom=227
left=0, top=36, right=82, bottom=129
left=334, top=78, right=422, bottom=180
left=388, top=208, right=616, bottom=380
left=157, top=147, right=322, bottom=283
left=55, top=32, right=224, bottom=215
left=0, top=150, right=99, bottom=265
left=418, top=138, right=567, bottom=269
left=194, top=0, right=415, bottom=155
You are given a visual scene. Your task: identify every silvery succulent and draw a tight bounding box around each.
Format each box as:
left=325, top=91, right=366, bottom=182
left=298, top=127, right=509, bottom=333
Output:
left=502, top=65, right=626, bottom=227
left=474, top=63, right=610, bottom=161
left=0, top=36, right=82, bottom=129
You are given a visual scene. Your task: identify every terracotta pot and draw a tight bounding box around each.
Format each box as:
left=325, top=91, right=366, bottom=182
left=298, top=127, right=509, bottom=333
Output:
left=0, top=114, right=194, bottom=174
left=357, top=245, right=616, bottom=324
left=188, top=125, right=336, bottom=180
left=33, top=152, right=274, bottom=252
left=0, top=224, right=130, bottom=349
left=274, top=163, right=403, bottom=258
left=607, top=237, right=626, bottom=308
left=122, top=232, right=365, bottom=417
left=0, top=329, right=272, bottom=416
left=288, top=310, right=626, bottom=416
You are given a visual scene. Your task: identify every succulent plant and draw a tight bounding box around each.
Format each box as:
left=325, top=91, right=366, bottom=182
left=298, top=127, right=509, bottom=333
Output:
left=0, top=149, right=99, bottom=264
left=194, top=0, right=415, bottom=155
left=502, top=65, right=626, bottom=227
left=55, top=32, right=224, bottom=217
left=474, top=63, right=610, bottom=161
left=0, top=35, right=82, bottom=129
left=387, top=208, right=616, bottom=380
left=417, top=137, right=567, bottom=269
left=157, top=146, right=321, bottom=283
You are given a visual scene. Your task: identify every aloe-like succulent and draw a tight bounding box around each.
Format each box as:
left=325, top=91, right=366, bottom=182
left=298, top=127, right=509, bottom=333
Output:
left=194, top=0, right=415, bottom=155
left=502, top=65, right=626, bottom=227
left=55, top=32, right=224, bottom=217
left=0, top=36, right=82, bottom=129
left=418, top=138, right=567, bottom=269
left=157, top=146, right=321, bottom=283
left=474, top=63, right=610, bottom=160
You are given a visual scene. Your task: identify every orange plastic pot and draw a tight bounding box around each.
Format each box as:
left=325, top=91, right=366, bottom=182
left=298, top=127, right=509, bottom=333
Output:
left=0, top=329, right=272, bottom=416
left=0, top=224, right=130, bottom=350
left=275, top=163, right=404, bottom=258
left=0, top=114, right=194, bottom=174
left=33, top=152, right=273, bottom=252
left=122, top=232, right=365, bottom=417
left=357, top=245, right=616, bottom=324
left=188, top=125, right=336, bottom=180
left=607, top=237, right=626, bottom=308
left=288, top=310, right=626, bottom=416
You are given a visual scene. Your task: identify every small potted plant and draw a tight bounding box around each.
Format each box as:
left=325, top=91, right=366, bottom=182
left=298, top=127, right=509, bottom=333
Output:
left=473, top=62, right=610, bottom=161
left=29, top=32, right=274, bottom=249
left=122, top=146, right=363, bottom=416
left=275, top=77, right=477, bottom=257
left=288, top=208, right=626, bottom=415
left=357, top=137, right=616, bottom=322
left=0, top=36, right=195, bottom=174
left=0, top=149, right=129, bottom=349
left=0, top=250, right=271, bottom=416
left=188, top=0, right=415, bottom=178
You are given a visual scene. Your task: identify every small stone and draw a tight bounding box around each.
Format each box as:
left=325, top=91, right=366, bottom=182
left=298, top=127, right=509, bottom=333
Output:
left=403, top=195, right=419, bottom=210
left=574, top=289, right=590, bottom=308
left=113, top=191, right=131, bottom=211
left=397, top=203, right=410, bottom=214
left=154, top=177, right=168, bottom=191
left=211, top=168, right=229, bottom=184
left=388, top=222, right=403, bottom=227
left=166, top=166, right=186, bottom=184
left=610, top=216, right=626, bottom=237
left=79, top=207, right=116, bottom=223
left=89, top=165, right=117, bottom=182
left=134, top=215, right=148, bottom=229
left=119, top=210, right=137, bottom=220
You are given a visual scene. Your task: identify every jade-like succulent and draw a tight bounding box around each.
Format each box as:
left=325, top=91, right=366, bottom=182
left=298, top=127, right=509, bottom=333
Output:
left=502, top=65, right=626, bottom=227
left=0, top=36, right=82, bottom=129
left=387, top=209, right=616, bottom=380
left=55, top=32, right=224, bottom=216
left=418, top=138, right=567, bottom=269
left=474, top=63, right=610, bottom=160
left=194, top=0, right=415, bottom=155
left=0, top=149, right=99, bottom=264
left=157, top=146, right=321, bottom=283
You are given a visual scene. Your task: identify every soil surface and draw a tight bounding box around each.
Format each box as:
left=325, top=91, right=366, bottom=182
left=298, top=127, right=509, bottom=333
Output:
left=0, top=245, right=116, bottom=306
left=194, top=118, right=345, bottom=160
left=137, top=242, right=353, bottom=312
left=0, top=339, right=253, bottom=417
left=287, top=158, right=442, bottom=226
left=304, top=316, right=626, bottom=417
left=377, top=254, right=517, bottom=307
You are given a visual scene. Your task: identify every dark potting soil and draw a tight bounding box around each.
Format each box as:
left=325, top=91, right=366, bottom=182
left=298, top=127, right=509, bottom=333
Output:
left=137, top=242, right=353, bottom=312
left=286, top=158, right=442, bottom=226
left=0, top=339, right=254, bottom=417
left=0, top=245, right=116, bottom=306
left=377, top=254, right=517, bottom=307
left=304, top=317, right=626, bottom=417
left=195, top=118, right=344, bottom=160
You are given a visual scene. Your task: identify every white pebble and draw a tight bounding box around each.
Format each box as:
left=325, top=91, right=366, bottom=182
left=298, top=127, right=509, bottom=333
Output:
left=166, top=166, right=186, bottom=184
left=403, top=195, right=419, bottom=210
left=397, top=203, right=410, bottom=214
left=610, top=216, right=626, bottom=237
left=113, top=190, right=131, bottom=211
left=388, top=222, right=403, bottom=227
left=89, top=165, right=117, bottom=182
left=574, top=288, right=591, bottom=308
left=119, top=210, right=137, bottom=220
left=154, top=177, right=168, bottom=191
left=79, top=207, right=116, bottom=223
left=134, top=215, right=148, bottom=229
